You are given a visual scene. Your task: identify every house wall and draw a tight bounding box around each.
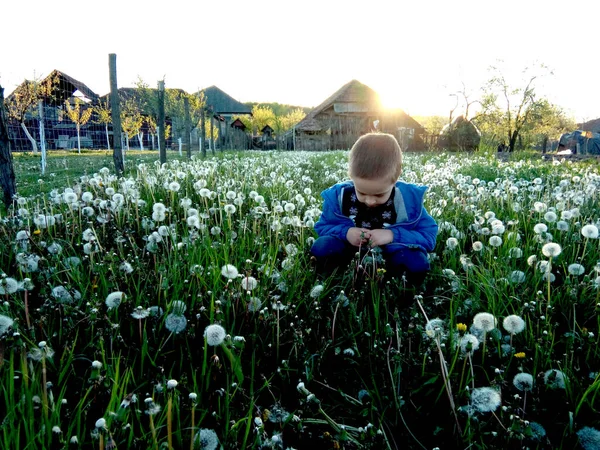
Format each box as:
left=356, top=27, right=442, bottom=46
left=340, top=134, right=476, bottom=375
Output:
left=296, top=109, right=427, bottom=151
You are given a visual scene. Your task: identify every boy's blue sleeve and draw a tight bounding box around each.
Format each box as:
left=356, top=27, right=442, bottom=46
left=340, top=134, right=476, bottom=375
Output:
left=389, top=207, right=438, bottom=251
left=314, top=189, right=354, bottom=241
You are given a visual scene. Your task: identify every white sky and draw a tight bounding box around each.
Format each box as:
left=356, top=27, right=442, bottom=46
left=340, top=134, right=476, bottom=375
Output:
left=2, top=0, right=599, bottom=122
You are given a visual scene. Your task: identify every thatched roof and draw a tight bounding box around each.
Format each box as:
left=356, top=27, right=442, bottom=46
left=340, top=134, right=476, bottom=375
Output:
left=439, top=115, right=481, bottom=151
left=200, top=86, right=251, bottom=115
left=8, top=69, right=99, bottom=106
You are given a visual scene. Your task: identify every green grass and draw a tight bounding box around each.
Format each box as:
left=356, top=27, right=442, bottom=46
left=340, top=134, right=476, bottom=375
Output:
left=0, top=148, right=599, bottom=449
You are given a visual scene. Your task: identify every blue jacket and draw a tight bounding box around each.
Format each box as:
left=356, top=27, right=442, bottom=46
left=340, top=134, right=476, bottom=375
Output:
left=314, top=180, right=438, bottom=252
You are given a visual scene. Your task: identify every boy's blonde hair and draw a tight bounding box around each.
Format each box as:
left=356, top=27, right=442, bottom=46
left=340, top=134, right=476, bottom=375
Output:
left=348, top=133, right=403, bottom=183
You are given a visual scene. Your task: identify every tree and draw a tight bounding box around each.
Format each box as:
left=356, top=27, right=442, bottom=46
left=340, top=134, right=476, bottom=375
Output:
left=93, top=100, right=112, bottom=150
left=521, top=100, right=576, bottom=152
left=238, top=105, right=275, bottom=135
left=64, top=98, right=93, bottom=154
left=120, top=100, right=144, bottom=150
left=5, top=73, right=58, bottom=152
left=282, top=108, right=306, bottom=131
left=204, top=118, right=219, bottom=151
left=413, top=115, right=448, bottom=135
left=476, top=63, right=552, bottom=152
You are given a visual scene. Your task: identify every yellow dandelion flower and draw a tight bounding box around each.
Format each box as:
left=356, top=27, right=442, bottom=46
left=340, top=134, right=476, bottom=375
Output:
left=456, top=323, right=467, bottom=333
left=514, top=352, right=526, bottom=359
left=33, top=229, right=42, bottom=235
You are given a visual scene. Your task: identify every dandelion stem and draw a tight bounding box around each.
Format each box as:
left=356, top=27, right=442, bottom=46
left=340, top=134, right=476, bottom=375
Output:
left=417, top=299, right=462, bottom=434
left=41, top=353, right=49, bottom=420
left=24, top=290, right=31, bottom=329
left=492, top=411, right=507, bottom=431
left=276, top=308, right=280, bottom=362
left=467, top=351, right=475, bottom=390
left=99, top=433, right=104, bottom=450
left=167, top=395, right=173, bottom=450
left=149, top=414, right=158, bottom=450
left=386, top=338, right=400, bottom=413
left=190, top=405, right=196, bottom=450
left=332, top=301, right=340, bottom=343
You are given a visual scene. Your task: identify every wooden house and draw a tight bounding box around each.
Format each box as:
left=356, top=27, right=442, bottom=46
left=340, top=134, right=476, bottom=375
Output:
left=6, top=70, right=100, bottom=151
left=292, top=80, right=425, bottom=151
left=199, top=86, right=252, bottom=150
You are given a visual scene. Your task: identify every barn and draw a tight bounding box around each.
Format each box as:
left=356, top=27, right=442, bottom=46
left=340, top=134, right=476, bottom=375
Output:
left=199, top=86, right=252, bottom=150
left=292, top=80, right=425, bottom=151
left=6, top=70, right=100, bottom=151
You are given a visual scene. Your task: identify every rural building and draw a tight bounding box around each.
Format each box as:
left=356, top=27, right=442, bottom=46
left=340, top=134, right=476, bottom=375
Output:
left=579, top=118, right=600, bottom=133
left=6, top=70, right=101, bottom=151
left=199, top=86, right=252, bottom=150
left=291, top=80, right=425, bottom=151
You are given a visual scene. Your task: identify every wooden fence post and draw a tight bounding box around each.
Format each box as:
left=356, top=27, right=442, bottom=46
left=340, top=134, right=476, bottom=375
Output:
left=0, top=85, right=16, bottom=208
left=200, top=107, right=206, bottom=158
left=157, top=80, right=166, bottom=164
left=109, top=54, right=124, bottom=175
left=184, top=96, right=191, bottom=159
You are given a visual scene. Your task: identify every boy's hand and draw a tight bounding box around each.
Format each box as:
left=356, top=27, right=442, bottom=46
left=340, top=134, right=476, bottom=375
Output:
left=346, top=227, right=370, bottom=247
left=368, top=229, right=393, bottom=247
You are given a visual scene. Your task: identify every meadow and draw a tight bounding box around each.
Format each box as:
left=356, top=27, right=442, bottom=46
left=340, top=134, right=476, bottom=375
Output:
left=1, top=147, right=599, bottom=450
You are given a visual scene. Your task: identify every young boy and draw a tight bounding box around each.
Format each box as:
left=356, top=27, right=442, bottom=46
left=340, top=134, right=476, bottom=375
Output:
left=310, top=133, right=438, bottom=284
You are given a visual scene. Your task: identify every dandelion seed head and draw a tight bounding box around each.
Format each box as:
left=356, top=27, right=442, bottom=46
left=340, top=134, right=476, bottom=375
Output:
left=533, top=223, right=548, bottom=234
left=221, top=264, right=239, bottom=279
left=568, top=263, right=585, bottom=276
left=542, top=243, right=562, bottom=257
left=488, top=236, right=503, bottom=247
left=105, top=291, right=125, bottom=309
left=513, top=373, right=534, bottom=391
left=508, top=270, right=526, bottom=284
left=0, top=277, right=19, bottom=295
left=528, top=422, right=546, bottom=441
left=425, top=318, right=446, bottom=339
left=241, top=276, right=258, bottom=291
left=576, top=426, right=600, bottom=450
left=544, top=369, right=567, bottom=389
left=473, top=312, right=497, bottom=332
left=91, top=360, right=102, bottom=369
left=95, top=418, right=106, bottom=428
left=472, top=241, right=484, bottom=252
left=204, top=324, right=226, bottom=346
left=446, top=237, right=459, bottom=250
left=131, top=306, right=150, bottom=319
left=167, top=379, right=178, bottom=389
left=310, top=284, right=324, bottom=298
left=470, top=387, right=501, bottom=413
left=165, top=314, right=187, bottom=334
left=581, top=224, right=599, bottom=239
left=459, top=334, right=480, bottom=354
left=247, top=297, right=262, bottom=312
left=119, top=261, right=134, bottom=274
left=503, top=315, right=525, bottom=334
left=194, top=428, right=219, bottom=450
left=0, top=315, right=15, bottom=336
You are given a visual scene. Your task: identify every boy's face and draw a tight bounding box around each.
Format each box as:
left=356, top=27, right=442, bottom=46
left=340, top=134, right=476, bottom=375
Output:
left=352, top=176, right=395, bottom=208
